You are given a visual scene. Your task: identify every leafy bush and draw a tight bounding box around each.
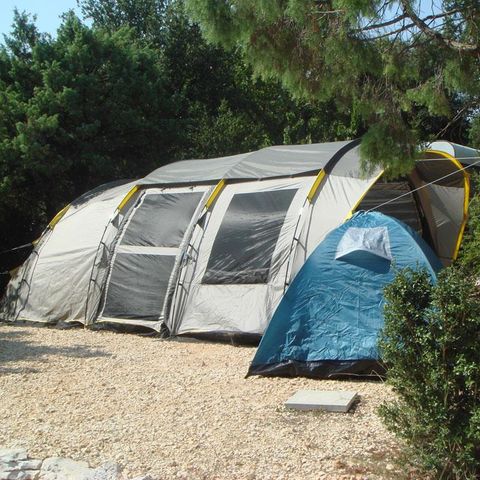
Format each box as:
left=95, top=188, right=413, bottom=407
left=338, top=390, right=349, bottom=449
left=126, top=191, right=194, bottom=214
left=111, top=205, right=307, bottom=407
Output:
left=379, top=265, right=480, bottom=478
left=457, top=172, right=480, bottom=278
left=379, top=179, right=480, bottom=478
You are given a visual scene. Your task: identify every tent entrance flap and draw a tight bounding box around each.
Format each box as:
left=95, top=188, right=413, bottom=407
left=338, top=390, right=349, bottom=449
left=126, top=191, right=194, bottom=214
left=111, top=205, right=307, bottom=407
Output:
left=99, top=188, right=206, bottom=324
left=102, top=253, right=176, bottom=320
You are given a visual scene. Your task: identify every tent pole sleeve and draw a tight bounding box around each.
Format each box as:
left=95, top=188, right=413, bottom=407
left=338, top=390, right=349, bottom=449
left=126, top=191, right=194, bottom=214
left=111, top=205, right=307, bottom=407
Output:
left=284, top=142, right=362, bottom=287
left=117, top=185, right=139, bottom=211
left=306, top=170, right=325, bottom=203
left=205, top=179, right=226, bottom=210
left=344, top=170, right=384, bottom=220
left=282, top=171, right=326, bottom=291
left=424, top=149, right=470, bottom=260
left=48, top=204, right=71, bottom=229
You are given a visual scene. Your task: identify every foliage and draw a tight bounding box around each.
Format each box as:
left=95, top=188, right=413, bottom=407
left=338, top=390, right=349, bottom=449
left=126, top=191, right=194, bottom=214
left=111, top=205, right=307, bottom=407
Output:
left=80, top=0, right=355, bottom=159
left=0, top=10, right=176, bottom=251
left=0, top=1, right=356, bottom=257
left=186, top=0, right=479, bottom=175
left=379, top=264, right=480, bottom=477
left=457, top=172, right=480, bottom=278
left=78, top=0, right=169, bottom=44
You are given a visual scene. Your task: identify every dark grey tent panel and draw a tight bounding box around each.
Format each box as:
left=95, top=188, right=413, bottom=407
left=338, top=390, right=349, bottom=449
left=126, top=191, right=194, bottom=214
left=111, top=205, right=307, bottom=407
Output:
left=121, top=192, right=204, bottom=247
left=102, top=253, right=175, bottom=320
left=355, top=182, right=423, bottom=233
left=141, top=141, right=357, bottom=184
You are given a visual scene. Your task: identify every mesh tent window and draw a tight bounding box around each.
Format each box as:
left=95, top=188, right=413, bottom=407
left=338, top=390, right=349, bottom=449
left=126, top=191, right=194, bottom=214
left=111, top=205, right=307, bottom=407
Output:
left=203, top=189, right=297, bottom=284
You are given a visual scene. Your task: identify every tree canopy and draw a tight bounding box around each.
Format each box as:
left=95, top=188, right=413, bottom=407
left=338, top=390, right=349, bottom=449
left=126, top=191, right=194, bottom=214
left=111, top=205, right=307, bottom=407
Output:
left=1, top=0, right=475, bottom=265
left=186, top=0, right=479, bottom=173
left=0, top=10, right=178, bottom=253
left=0, top=1, right=354, bottom=257
left=79, top=0, right=356, bottom=158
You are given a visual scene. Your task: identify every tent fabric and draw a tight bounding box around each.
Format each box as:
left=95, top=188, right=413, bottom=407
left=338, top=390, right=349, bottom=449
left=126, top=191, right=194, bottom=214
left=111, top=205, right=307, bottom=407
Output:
left=141, top=140, right=358, bottom=185
left=97, top=186, right=210, bottom=330
left=288, top=150, right=383, bottom=279
left=335, top=227, right=392, bottom=261
left=428, top=141, right=479, bottom=166
left=1, top=181, right=135, bottom=324
left=248, top=212, right=442, bottom=379
left=0, top=139, right=468, bottom=342
left=423, top=183, right=465, bottom=262
left=101, top=252, right=175, bottom=320
left=202, top=189, right=298, bottom=284
left=172, top=177, right=312, bottom=337
left=410, top=155, right=468, bottom=264
left=354, top=182, right=423, bottom=234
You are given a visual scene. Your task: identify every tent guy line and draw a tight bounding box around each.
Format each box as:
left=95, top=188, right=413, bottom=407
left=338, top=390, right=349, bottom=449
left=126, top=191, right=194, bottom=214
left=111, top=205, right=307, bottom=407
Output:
left=367, top=156, right=480, bottom=214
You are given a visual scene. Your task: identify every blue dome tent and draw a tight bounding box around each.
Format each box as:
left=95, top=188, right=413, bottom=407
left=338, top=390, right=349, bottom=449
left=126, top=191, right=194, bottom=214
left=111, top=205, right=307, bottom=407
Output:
left=248, top=212, right=442, bottom=379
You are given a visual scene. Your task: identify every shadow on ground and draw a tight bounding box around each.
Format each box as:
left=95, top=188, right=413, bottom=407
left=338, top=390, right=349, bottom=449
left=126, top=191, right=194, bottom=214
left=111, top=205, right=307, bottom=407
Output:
left=0, top=324, right=111, bottom=374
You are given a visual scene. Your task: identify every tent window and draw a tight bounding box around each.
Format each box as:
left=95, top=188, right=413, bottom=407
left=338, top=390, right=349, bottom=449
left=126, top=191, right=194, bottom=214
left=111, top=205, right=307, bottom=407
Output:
left=203, top=189, right=297, bottom=284
left=102, top=253, right=175, bottom=320
left=121, top=192, right=203, bottom=247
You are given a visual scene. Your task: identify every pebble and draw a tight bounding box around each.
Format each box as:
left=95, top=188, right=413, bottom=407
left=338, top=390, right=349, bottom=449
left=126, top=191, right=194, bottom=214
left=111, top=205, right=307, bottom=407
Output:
left=0, top=324, right=402, bottom=479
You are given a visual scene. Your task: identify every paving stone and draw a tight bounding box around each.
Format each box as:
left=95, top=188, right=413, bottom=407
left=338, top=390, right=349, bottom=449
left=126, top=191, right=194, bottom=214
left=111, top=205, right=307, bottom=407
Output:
left=16, top=461, right=42, bottom=471
left=0, top=449, right=28, bottom=464
left=91, top=462, right=121, bottom=480
left=38, top=457, right=93, bottom=480
left=0, top=470, right=39, bottom=480
left=285, top=390, right=358, bottom=413
left=0, top=447, right=154, bottom=480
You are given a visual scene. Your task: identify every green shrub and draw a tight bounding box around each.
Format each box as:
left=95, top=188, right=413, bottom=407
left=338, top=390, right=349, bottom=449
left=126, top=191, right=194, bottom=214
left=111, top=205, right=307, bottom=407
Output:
left=457, top=171, right=480, bottom=278
left=379, top=266, right=480, bottom=478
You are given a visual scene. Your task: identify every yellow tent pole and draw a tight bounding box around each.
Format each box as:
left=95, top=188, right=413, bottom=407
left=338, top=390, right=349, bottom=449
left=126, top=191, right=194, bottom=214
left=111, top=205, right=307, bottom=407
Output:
left=306, top=170, right=326, bottom=204
left=48, top=204, right=71, bottom=229
left=117, top=185, right=139, bottom=211
left=205, top=179, right=226, bottom=210
left=344, top=170, right=385, bottom=220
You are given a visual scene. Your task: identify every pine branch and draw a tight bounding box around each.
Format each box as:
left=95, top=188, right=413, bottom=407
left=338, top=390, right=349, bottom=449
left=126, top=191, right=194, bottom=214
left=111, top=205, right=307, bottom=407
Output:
left=399, top=0, right=478, bottom=52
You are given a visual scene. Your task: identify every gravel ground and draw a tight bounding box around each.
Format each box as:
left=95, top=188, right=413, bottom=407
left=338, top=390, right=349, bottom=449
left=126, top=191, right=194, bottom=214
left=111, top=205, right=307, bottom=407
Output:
left=0, top=323, right=403, bottom=479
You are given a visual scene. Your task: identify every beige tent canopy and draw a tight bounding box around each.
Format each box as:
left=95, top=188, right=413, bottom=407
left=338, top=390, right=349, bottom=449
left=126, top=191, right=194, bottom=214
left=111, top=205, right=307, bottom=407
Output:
left=1, top=139, right=474, bottom=338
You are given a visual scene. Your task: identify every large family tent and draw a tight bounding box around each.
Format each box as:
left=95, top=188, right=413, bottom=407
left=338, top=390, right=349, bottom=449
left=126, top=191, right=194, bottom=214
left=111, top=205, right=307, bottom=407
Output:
left=248, top=211, right=442, bottom=378
left=0, top=139, right=473, bottom=340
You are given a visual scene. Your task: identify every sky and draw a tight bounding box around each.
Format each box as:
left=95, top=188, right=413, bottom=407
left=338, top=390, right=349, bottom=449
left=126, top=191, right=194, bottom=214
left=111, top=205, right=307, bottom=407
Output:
left=0, top=0, right=84, bottom=38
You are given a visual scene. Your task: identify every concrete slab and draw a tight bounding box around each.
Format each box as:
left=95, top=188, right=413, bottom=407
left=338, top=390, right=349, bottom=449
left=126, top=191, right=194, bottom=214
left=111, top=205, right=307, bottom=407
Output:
left=285, top=390, right=358, bottom=413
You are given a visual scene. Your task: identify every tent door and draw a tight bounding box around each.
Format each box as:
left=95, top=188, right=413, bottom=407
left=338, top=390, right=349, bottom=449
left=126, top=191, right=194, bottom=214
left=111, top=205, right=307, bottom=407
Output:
left=98, top=186, right=209, bottom=329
